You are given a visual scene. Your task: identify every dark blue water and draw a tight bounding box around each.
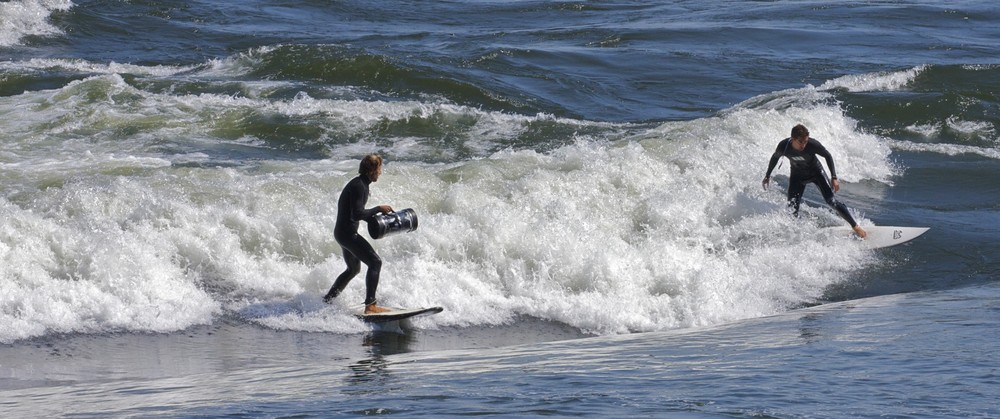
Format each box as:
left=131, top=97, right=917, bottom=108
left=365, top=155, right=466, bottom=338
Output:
left=2, top=0, right=999, bottom=416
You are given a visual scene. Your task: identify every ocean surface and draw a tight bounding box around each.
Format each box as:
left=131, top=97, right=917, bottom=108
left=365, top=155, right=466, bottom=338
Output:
left=2, top=0, right=999, bottom=417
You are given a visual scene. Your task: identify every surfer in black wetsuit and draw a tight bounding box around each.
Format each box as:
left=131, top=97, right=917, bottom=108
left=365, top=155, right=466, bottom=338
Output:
left=762, top=124, right=867, bottom=238
left=324, top=154, right=394, bottom=314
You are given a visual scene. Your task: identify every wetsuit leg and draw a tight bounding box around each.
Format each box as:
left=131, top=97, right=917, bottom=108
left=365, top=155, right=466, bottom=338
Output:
left=812, top=177, right=859, bottom=227
left=786, top=175, right=808, bottom=217
left=324, top=246, right=361, bottom=302
left=326, top=234, right=382, bottom=305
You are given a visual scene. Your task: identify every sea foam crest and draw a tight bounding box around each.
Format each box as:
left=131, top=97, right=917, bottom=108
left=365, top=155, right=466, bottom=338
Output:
left=819, top=65, right=926, bottom=92
left=887, top=139, right=1000, bottom=160
left=0, top=0, right=74, bottom=47
left=897, top=118, right=999, bottom=159
left=0, top=58, right=197, bottom=77
left=0, top=70, right=621, bottom=167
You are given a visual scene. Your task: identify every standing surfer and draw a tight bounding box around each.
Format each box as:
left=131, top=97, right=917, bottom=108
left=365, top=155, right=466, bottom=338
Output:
left=324, top=154, right=394, bottom=314
left=762, top=124, right=867, bottom=238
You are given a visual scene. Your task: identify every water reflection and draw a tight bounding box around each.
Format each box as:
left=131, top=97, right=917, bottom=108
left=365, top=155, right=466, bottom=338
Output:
left=343, top=324, right=415, bottom=394
left=363, top=327, right=414, bottom=356
left=797, top=312, right=823, bottom=344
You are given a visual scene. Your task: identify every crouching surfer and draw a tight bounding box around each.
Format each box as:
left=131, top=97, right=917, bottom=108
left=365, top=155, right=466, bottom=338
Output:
left=324, top=154, right=394, bottom=314
left=761, top=124, right=867, bottom=238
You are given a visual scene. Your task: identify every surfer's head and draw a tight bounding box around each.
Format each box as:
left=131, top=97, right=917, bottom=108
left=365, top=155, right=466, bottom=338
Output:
left=790, top=124, right=810, bottom=151
left=791, top=124, right=809, bottom=140
left=360, top=154, right=383, bottom=182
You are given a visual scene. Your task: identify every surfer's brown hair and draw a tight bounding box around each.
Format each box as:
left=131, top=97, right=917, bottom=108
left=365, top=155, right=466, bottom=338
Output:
left=791, top=124, right=810, bottom=140
left=359, top=154, right=383, bottom=178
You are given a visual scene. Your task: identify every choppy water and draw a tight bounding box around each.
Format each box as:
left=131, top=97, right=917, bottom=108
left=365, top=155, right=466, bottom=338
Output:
left=2, top=0, right=1000, bottom=416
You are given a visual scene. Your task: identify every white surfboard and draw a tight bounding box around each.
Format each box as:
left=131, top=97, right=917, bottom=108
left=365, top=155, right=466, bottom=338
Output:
left=824, top=225, right=928, bottom=249
left=352, top=306, right=444, bottom=323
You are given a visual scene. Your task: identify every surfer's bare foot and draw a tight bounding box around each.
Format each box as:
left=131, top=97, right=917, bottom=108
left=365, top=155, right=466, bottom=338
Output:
left=853, top=225, right=867, bottom=239
left=365, top=304, right=390, bottom=314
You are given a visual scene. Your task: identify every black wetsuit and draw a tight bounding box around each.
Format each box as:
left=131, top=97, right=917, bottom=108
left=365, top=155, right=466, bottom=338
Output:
left=324, top=175, right=383, bottom=305
left=764, top=137, right=859, bottom=227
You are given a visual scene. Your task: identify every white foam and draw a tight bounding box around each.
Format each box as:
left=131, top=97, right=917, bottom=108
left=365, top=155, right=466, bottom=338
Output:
left=1, top=65, right=900, bottom=341
left=0, top=197, right=219, bottom=342
left=364, top=101, right=889, bottom=334
left=904, top=122, right=943, bottom=139
left=898, top=117, right=999, bottom=159
left=887, top=139, right=1000, bottom=160
left=819, top=66, right=926, bottom=92
left=0, top=0, right=74, bottom=47
left=0, top=72, right=621, bottom=170
left=0, top=58, right=197, bottom=77
left=944, top=116, right=996, bottom=138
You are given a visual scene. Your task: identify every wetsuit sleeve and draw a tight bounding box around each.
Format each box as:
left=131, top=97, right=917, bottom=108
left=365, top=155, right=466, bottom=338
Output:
left=813, top=142, right=838, bottom=179
left=764, top=140, right=786, bottom=178
left=353, top=205, right=381, bottom=223
left=346, top=181, right=381, bottom=223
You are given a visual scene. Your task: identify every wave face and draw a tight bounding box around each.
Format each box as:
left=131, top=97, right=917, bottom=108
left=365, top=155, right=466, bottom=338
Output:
left=0, top=60, right=910, bottom=340
left=2, top=1, right=999, bottom=342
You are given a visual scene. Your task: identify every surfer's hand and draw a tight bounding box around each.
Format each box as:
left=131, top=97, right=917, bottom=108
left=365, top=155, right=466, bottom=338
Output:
left=378, top=205, right=393, bottom=214
left=761, top=177, right=770, bottom=190
left=831, top=178, right=840, bottom=192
